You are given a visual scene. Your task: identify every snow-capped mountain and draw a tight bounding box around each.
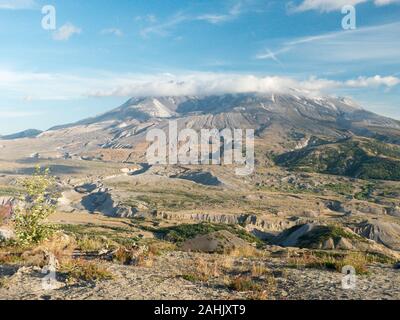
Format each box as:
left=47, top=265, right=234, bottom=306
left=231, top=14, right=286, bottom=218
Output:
left=50, top=93, right=399, bottom=129
left=3, top=93, right=400, bottom=160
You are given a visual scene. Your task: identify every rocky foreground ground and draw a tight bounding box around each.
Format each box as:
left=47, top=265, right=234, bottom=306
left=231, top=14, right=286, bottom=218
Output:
left=1, top=249, right=399, bottom=300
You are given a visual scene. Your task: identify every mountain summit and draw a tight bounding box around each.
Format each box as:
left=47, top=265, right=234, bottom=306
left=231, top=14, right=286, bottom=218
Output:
left=3, top=93, right=400, bottom=166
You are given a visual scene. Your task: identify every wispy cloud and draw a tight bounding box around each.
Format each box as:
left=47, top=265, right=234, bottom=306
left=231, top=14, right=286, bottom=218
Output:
left=140, top=12, right=188, bottom=38
left=53, top=23, right=82, bottom=41
left=196, top=2, right=242, bottom=24
left=289, top=0, right=399, bottom=13
left=135, top=14, right=157, bottom=23
left=256, top=22, right=400, bottom=66
left=139, top=1, right=248, bottom=38
left=374, top=0, right=400, bottom=5
left=101, top=28, right=123, bottom=37
left=0, top=110, right=41, bottom=118
left=255, top=48, right=290, bottom=65
left=0, top=69, right=93, bottom=101
left=0, top=0, right=36, bottom=10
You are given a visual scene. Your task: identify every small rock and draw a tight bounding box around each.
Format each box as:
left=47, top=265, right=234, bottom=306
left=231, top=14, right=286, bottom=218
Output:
left=336, top=237, right=354, bottom=250
left=0, top=226, right=15, bottom=241
left=29, top=152, right=40, bottom=159
left=303, top=210, right=319, bottom=218
left=98, top=249, right=109, bottom=255
left=322, top=238, right=335, bottom=250
left=74, top=183, right=98, bottom=194
left=63, top=152, right=71, bottom=159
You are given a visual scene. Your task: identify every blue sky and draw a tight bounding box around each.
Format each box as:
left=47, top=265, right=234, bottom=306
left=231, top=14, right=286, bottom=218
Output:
left=0, top=0, right=399, bottom=134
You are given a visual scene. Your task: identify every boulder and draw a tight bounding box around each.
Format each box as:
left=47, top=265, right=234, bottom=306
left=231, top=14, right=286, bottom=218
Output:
left=181, top=230, right=252, bottom=254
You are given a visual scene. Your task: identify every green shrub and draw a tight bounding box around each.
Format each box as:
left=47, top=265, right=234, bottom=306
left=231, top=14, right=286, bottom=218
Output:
left=296, top=225, right=364, bottom=248
left=275, top=137, right=400, bottom=181
left=14, top=167, right=58, bottom=245
left=150, top=222, right=263, bottom=247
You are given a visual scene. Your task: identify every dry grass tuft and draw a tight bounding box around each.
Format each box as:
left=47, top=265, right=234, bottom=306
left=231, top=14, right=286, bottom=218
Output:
left=113, top=247, right=137, bottom=265
left=288, top=251, right=370, bottom=274
left=0, top=232, right=77, bottom=269
left=195, top=256, right=221, bottom=278
left=335, top=252, right=369, bottom=274
left=228, top=272, right=276, bottom=300
left=219, top=256, right=235, bottom=271
left=112, top=245, right=154, bottom=267
left=251, top=262, right=270, bottom=277
left=229, top=276, right=262, bottom=292
left=76, top=236, right=112, bottom=252
left=0, top=277, right=11, bottom=289
left=248, top=290, right=269, bottom=300
left=60, top=259, right=113, bottom=283
left=181, top=256, right=222, bottom=283
left=228, top=246, right=263, bottom=258
left=135, top=252, right=154, bottom=268
left=147, top=241, right=176, bottom=256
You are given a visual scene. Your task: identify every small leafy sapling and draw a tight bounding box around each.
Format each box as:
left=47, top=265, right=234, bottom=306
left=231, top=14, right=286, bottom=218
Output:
left=14, top=166, right=58, bottom=245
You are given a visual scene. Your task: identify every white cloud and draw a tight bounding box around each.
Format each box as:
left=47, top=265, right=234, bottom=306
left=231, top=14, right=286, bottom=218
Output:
left=345, top=75, right=400, bottom=87
left=85, top=72, right=400, bottom=98
left=101, top=28, right=123, bottom=37
left=0, top=0, right=36, bottom=10
left=53, top=23, right=81, bottom=41
left=0, top=69, right=398, bottom=101
left=88, top=73, right=305, bottom=97
left=374, top=0, right=400, bottom=5
left=289, top=0, right=367, bottom=12
left=289, top=0, right=399, bottom=12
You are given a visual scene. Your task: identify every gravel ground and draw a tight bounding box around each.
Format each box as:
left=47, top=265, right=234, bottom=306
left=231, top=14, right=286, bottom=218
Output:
left=0, top=252, right=399, bottom=300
